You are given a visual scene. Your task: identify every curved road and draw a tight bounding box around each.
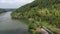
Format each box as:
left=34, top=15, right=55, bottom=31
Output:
left=0, top=12, right=30, bottom=34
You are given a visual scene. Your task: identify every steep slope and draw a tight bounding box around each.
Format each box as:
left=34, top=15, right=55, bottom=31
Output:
left=11, top=0, right=60, bottom=34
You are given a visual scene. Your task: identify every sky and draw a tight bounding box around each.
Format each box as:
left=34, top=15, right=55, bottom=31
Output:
left=0, top=0, right=34, bottom=9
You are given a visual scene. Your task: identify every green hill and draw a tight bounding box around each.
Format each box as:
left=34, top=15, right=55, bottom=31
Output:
left=11, top=0, right=60, bottom=34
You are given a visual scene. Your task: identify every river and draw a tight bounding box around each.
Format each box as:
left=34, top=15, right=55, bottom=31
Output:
left=0, top=12, right=30, bottom=34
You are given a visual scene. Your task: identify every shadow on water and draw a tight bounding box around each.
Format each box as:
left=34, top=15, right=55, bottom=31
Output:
left=0, top=28, right=30, bottom=34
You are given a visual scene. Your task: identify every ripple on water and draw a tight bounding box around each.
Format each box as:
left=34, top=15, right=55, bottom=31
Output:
left=0, top=12, right=30, bottom=34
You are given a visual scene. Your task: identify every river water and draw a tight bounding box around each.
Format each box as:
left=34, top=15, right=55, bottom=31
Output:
left=0, top=12, right=30, bottom=34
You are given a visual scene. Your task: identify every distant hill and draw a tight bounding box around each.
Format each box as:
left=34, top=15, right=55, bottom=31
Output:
left=5, top=9, right=16, bottom=11
left=11, top=0, right=60, bottom=34
left=0, top=8, right=16, bottom=13
left=0, top=9, right=7, bottom=13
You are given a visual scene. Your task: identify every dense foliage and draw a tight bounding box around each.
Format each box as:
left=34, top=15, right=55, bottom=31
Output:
left=11, top=0, right=60, bottom=34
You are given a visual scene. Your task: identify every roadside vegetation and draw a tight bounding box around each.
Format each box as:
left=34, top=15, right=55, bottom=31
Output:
left=11, top=0, right=60, bottom=34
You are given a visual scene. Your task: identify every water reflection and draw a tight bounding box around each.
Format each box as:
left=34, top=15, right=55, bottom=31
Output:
left=0, top=12, right=29, bottom=34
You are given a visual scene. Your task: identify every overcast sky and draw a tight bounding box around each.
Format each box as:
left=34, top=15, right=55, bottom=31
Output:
left=0, top=0, right=34, bottom=8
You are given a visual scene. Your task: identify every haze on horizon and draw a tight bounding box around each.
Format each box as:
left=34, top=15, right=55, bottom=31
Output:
left=0, top=0, right=34, bottom=9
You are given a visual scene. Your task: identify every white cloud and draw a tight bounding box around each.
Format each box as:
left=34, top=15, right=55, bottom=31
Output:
left=1, top=0, right=6, bottom=3
left=0, top=0, right=34, bottom=4
left=0, top=0, right=34, bottom=8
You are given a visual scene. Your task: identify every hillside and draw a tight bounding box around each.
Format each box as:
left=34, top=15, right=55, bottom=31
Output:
left=11, top=0, right=60, bottom=34
left=0, top=9, right=7, bottom=13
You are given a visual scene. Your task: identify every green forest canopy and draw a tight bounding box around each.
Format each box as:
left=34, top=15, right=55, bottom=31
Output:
left=11, top=0, right=60, bottom=34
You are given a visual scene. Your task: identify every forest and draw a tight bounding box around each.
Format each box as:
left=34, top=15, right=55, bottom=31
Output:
left=11, top=0, right=60, bottom=34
